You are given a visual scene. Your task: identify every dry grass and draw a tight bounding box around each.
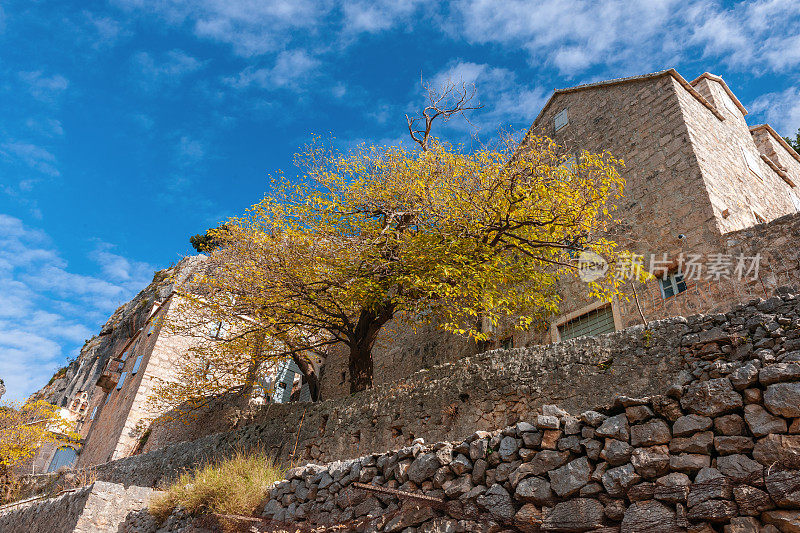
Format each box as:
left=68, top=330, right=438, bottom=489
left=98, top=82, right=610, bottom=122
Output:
left=148, top=449, right=284, bottom=526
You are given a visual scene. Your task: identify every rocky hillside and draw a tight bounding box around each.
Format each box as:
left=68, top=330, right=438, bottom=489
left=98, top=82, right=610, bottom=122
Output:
left=30, top=255, right=206, bottom=408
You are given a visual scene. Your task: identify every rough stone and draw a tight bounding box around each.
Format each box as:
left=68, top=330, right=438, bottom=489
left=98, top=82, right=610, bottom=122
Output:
left=753, top=434, right=800, bottom=469
left=764, top=382, right=800, bottom=417
left=717, top=454, right=763, bottom=485
left=630, top=445, right=670, bottom=479
left=681, top=378, right=742, bottom=417
left=621, top=500, right=682, bottom=533
left=733, top=485, right=774, bottom=516
left=595, top=414, right=630, bottom=442
left=672, top=414, right=713, bottom=437
left=515, top=476, right=554, bottom=506
left=408, top=453, right=442, bottom=485
left=762, top=511, right=800, bottom=533
left=548, top=457, right=591, bottom=497
left=601, top=463, right=641, bottom=497
left=744, top=404, right=788, bottom=436
left=600, top=439, right=633, bottom=466
left=760, top=362, right=800, bottom=385
left=476, top=484, right=515, bottom=521
left=630, top=419, right=672, bottom=447
left=541, top=498, right=604, bottom=532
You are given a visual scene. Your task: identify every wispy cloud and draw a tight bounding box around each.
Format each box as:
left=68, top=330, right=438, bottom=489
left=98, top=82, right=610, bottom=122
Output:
left=224, top=49, right=320, bottom=90
left=750, top=86, right=800, bottom=136
left=0, top=214, right=155, bottom=401
left=132, top=49, right=204, bottom=92
left=0, top=141, right=60, bottom=177
left=18, top=71, right=69, bottom=103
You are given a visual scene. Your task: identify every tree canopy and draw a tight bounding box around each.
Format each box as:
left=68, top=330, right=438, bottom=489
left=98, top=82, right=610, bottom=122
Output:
left=160, top=132, right=629, bottom=402
left=0, top=399, right=79, bottom=470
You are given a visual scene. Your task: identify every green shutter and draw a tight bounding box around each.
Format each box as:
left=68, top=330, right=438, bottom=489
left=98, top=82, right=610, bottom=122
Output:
left=558, top=306, right=615, bottom=341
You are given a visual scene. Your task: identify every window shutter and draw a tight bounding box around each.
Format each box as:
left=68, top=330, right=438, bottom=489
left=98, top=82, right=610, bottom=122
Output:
left=117, top=371, right=127, bottom=390
left=554, top=109, right=568, bottom=131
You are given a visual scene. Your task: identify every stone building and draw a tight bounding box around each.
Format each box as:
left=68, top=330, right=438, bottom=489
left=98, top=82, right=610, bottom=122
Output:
left=319, top=68, right=800, bottom=400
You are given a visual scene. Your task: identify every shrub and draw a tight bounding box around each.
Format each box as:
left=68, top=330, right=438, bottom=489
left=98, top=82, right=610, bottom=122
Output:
left=148, top=449, right=284, bottom=524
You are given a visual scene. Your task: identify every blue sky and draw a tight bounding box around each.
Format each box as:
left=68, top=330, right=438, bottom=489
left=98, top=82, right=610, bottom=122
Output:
left=1, top=0, right=799, bottom=402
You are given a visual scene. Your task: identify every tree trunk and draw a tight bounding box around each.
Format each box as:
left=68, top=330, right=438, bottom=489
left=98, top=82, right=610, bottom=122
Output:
left=349, top=344, right=374, bottom=394
left=242, top=332, right=266, bottom=399
left=292, top=353, right=321, bottom=402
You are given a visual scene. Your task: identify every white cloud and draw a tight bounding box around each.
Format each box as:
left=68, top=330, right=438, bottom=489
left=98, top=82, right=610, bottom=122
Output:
left=0, top=214, right=155, bottom=402
left=0, top=141, right=60, bottom=177
left=224, top=49, right=320, bottom=90
left=426, top=61, right=549, bottom=134
left=341, top=0, right=426, bottom=33
left=18, top=71, right=69, bottom=103
left=113, top=0, right=328, bottom=56
left=750, top=86, right=800, bottom=137
left=449, top=0, right=800, bottom=76
left=132, top=49, right=204, bottom=92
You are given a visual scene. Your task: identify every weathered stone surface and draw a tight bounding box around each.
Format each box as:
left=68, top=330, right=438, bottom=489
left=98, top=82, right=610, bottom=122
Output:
left=715, top=414, right=746, bottom=436
left=537, top=415, right=561, bottom=430
left=498, top=436, right=521, bottom=461
left=408, top=453, right=441, bottom=485
left=620, top=500, right=681, bottom=533
left=515, top=476, right=554, bottom=505
left=600, top=439, right=632, bottom=466
left=442, top=475, right=474, bottom=498
left=760, top=362, right=800, bottom=385
left=729, top=362, right=760, bottom=390
left=449, top=454, right=473, bottom=476
left=631, top=419, right=671, bottom=447
left=549, top=457, right=590, bottom=497
left=541, top=498, right=604, bottom=532
left=630, top=445, right=670, bottom=479
left=672, top=414, right=713, bottom=437
left=687, top=475, right=732, bottom=507
left=765, top=469, right=800, bottom=508
left=470, top=438, right=488, bottom=461
left=477, top=484, right=515, bottom=521
left=724, top=516, right=760, bottom=533
left=762, top=510, right=800, bottom=533
left=654, top=472, right=690, bottom=503
left=714, top=436, right=754, bottom=455
left=753, top=434, right=800, bottom=469
left=765, top=382, right=800, bottom=417
left=580, top=410, right=607, bottom=427
left=601, top=463, right=640, bottom=497
left=686, top=499, right=738, bottom=522
left=733, top=485, right=774, bottom=516
left=626, top=405, right=654, bottom=423
left=669, top=453, right=711, bottom=472
left=595, top=414, right=630, bottom=442
left=510, top=450, right=569, bottom=487
left=515, top=504, right=543, bottom=532
left=717, top=454, right=763, bottom=485
left=681, top=378, right=742, bottom=417
left=669, top=431, right=714, bottom=454
left=628, top=482, right=656, bottom=501
left=384, top=505, right=436, bottom=532
left=744, top=404, right=788, bottom=436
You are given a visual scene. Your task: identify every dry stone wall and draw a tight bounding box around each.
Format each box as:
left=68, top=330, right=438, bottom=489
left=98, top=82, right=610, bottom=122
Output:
left=252, top=287, right=800, bottom=532
left=0, top=481, right=154, bottom=533
left=43, top=314, right=688, bottom=492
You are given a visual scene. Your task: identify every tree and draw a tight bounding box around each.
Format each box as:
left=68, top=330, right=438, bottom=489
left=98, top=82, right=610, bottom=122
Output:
left=190, top=224, right=229, bottom=253
left=784, top=128, right=800, bottom=153
left=0, top=399, right=79, bottom=501
left=177, top=133, right=627, bottom=396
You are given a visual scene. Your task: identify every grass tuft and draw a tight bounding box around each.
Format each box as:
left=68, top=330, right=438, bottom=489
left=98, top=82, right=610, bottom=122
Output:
left=148, top=448, right=284, bottom=525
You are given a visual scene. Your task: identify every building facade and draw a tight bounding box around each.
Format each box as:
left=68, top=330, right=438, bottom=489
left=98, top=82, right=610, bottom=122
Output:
left=319, top=68, right=800, bottom=399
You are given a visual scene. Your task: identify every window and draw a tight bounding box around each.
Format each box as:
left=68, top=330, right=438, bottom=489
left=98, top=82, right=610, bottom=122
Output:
left=132, top=355, right=144, bottom=375
left=500, top=337, right=513, bottom=350
left=117, top=371, right=127, bottom=390
left=89, top=406, right=98, bottom=420
left=741, top=146, right=762, bottom=179
left=558, top=305, right=615, bottom=341
left=554, top=109, right=568, bottom=132
left=47, top=447, right=77, bottom=473
left=208, top=320, right=229, bottom=339
left=659, top=272, right=688, bottom=299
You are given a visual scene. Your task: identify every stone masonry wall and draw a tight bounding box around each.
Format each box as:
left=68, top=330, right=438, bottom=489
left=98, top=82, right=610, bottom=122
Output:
left=25, top=313, right=687, bottom=493
left=0, top=481, right=154, bottom=533
left=251, top=287, right=800, bottom=532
